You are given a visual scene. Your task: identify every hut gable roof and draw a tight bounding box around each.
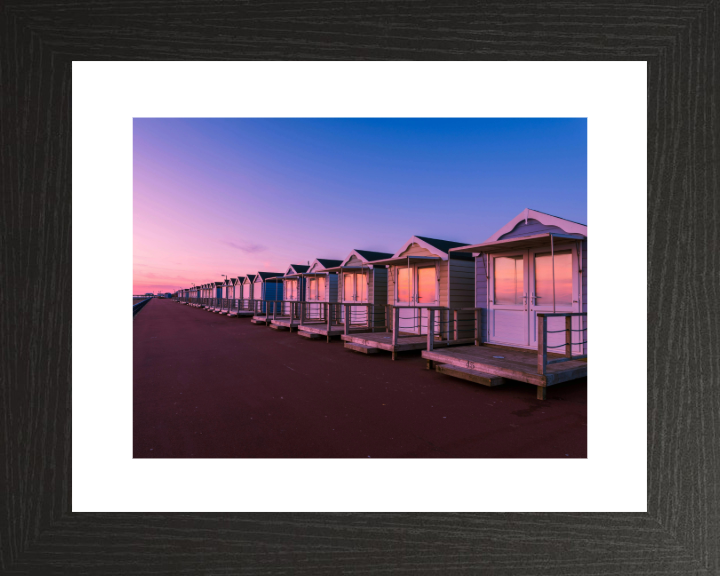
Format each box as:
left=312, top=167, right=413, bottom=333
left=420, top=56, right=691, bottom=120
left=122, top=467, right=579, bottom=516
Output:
left=307, top=258, right=343, bottom=273
left=339, top=249, right=393, bottom=267
left=354, top=250, right=393, bottom=263
left=244, top=274, right=257, bottom=284
left=392, top=236, right=471, bottom=261
left=255, top=272, right=283, bottom=282
left=316, top=258, right=342, bottom=269
left=285, top=264, right=310, bottom=276
left=487, top=208, right=587, bottom=242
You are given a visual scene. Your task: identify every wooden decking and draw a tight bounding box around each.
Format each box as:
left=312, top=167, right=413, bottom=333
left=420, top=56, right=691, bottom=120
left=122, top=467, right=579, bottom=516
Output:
left=228, top=310, right=254, bottom=317
left=270, top=317, right=300, bottom=331
left=297, top=322, right=370, bottom=339
left=422, top=344, right=586, bottom=387
left=341, top=332, right=474, bottom=357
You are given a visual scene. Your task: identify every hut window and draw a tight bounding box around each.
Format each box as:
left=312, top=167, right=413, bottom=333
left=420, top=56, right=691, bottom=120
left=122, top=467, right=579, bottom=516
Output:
left=417, top=267, right=436, bottom=303
left=356, top=271, right=367, bottom=302
left=343, top=273, right=354, bottom=301
left=308, top=277, right=324, bottom=301
left=343, top=271, right=367, bottom=301
left=397, top=267, right=411, bottom=303
left=494, top=256, right=524, bottom=305
left=308, top=278, right=317, bottom=300
left=534, top=250, right=572, bottom=306
left=286, top=280, right=297, bottom=300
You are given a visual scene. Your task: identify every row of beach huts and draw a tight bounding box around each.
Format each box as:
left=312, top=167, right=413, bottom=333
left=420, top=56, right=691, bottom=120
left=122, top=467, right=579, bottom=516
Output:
left=172, top=209, right=587, bottom=400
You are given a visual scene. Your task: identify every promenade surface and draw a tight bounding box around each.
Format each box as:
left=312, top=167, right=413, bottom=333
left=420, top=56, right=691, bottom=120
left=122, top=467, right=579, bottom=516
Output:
left=134, top=299, right=587, bottom=458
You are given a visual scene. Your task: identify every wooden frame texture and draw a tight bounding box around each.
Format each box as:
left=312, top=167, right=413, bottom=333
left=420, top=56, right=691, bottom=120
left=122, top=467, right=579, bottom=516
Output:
left=1, top=2, right=718, bottom=573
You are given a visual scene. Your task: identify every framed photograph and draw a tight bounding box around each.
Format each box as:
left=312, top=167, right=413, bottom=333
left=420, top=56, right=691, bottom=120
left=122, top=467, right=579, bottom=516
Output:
left=4, top=3, right=717, bottom=573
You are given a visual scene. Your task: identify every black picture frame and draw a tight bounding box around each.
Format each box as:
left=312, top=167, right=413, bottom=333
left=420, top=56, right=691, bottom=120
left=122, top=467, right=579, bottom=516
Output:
left=2, top=2, right=717, bottom=573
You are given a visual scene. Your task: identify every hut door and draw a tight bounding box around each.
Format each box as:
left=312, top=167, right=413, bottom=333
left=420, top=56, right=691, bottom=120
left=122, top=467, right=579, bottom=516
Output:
left=342, top=271, right=368, bottom=325
left=488, top=251, right=529, bottom=346
left=528, top=246, right=580, bottom=353
left=416, top=266, right=439, bottom=335
left=395, top=265, right=438, bottom=335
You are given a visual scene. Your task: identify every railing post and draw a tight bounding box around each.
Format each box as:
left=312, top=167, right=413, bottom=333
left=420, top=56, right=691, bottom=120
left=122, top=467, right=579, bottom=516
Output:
left=427, top=308, right=435, bottom=351
left=326, top=303, right=331, bottom=332
left=385, top=306, right=390, bottom=332
left=344, top=304, right=350, bottom=335
left=538, top=314, right=547, bottom=375
left=475, top=309, right=480, bottom=345
left=453, top=309, right=459, bottom=342
left=565, top=315, right=572, bottom=357
left=392, top=307, right=399, bottom=346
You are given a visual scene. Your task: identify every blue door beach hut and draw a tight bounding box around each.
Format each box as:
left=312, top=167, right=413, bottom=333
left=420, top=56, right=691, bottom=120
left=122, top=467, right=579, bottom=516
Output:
left=207, top=281, right=222, bottom=311
left=341, top=237, right=476, bottom=359
left=421, top=209, right=588, bottom=399
left=250, top=272, right=284, bottom=324
left=214, top=278, right=232, bottom=313
left=269, top=264, right=309, bottom=331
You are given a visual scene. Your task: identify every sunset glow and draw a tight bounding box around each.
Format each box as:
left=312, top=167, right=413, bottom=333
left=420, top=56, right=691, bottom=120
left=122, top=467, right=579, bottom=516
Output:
left=133, top=119, right=587, bottom=294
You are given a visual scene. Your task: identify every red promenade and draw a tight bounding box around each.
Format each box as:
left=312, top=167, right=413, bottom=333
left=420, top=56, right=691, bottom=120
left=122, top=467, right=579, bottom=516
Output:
left=134, top=299, right=587, bottom=458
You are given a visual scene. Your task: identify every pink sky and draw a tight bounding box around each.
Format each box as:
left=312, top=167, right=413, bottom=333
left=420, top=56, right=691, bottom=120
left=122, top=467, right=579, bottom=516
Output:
left=133, top=118, right=587, bottom=294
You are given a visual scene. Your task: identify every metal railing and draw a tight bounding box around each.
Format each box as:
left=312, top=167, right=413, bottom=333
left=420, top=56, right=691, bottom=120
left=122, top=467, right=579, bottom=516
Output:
left=132, top=297, right=151, bottom=317
left=254, top=301, right=478, bottom=343
left=537, top=312, right=587, bottom=374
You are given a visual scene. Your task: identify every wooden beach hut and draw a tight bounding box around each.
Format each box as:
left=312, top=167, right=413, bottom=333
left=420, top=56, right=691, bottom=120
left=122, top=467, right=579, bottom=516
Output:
left=421, top=209, right=588, bottom=399
left=296, top=251, right=391, bottom=341
left=250, top=272, right=284, bottom=324
left=212, top=278, right=232, bottom=313
left=241, top=275, right=257, bottom=313
left=340, top=237, right=476, bottom=359
left=293, top=258, right=343, bottom=340
left=227, top=277, right=253, bottom=317
left=206, top=282, right=222, bottom=311
left=269, top=264, right=309, bottom=331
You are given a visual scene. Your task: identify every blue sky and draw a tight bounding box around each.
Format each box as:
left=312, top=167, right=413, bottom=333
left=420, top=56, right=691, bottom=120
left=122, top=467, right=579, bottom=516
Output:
left=134, top=118, right=586, bottom=292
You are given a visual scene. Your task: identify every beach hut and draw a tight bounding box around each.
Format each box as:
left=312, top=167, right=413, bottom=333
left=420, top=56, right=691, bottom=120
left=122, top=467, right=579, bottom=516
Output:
left=202, top=283, right=212, bottom=309
left=250, top=272, right=284, bottom=324
left=215, top=278, right=233, bottom=313
left=293, top=258, right=343, bottom=340
left=210, top=281, right=224, bottom=311
left=269, top=264, right=309, bottom=331
left=227, top=277, right=252, bottom=317
left=241, top=275, right=257, bottom=313
left=421, top=209, right=588, bottom=399
left=192, top=286, right=202, bottom=306
left=201, top=283, right=210, bottom=309
left=297, top=251, right=391, bottom=341
left=340, top=237, right=475, bottom=359
left=204, top=281, right=221, bottom=311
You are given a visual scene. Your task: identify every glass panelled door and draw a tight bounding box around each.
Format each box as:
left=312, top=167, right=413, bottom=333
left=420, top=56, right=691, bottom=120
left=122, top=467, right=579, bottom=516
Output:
left=396, top=267, right=414, bottom=333
left=342, top=271, right=368, bottom=325
left=416, top=266, right=439, bottom=335
left=283, top=279, right=297, bottom=315
left=395, top=265, right=439, bottom=335
left=306, top=276, right=325, bottom=319
left=529, top=247, right=580, bottom=353
left=488, top=252, right=529, bottom=346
